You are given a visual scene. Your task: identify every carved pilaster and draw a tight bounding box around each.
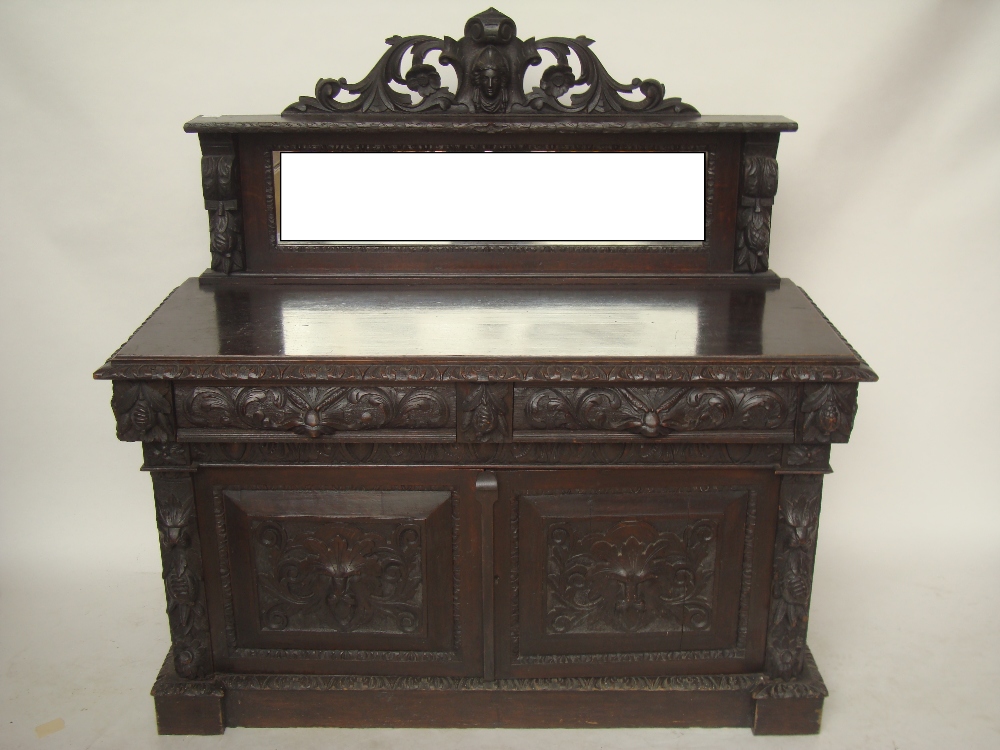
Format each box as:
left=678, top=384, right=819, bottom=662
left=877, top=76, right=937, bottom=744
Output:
left=152, top=473, right=213, bottom=679
left=735, top=135, right=779, bottom=273
left=112, top=381, right=174, bottom=442
left=458, top=384, right=512, bottom=443
left=200, top=134, right=243, bottom=274
left=765, top=474, right=822, bottom=679
left=800, top=384, right=857, bottom=443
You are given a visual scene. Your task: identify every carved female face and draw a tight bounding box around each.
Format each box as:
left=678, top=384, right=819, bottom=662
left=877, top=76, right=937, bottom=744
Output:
left=471, top=46, right=509, bottom=110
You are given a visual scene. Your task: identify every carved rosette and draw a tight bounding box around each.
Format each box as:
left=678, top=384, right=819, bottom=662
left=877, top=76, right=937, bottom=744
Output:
left=112, top=381, right=174, bottom=442
left=177, top=385, right=453, bottom=438
left=458, top=383, right=512, bottom=443
left=800, top=384, right=857, bottom=443
left=153, top=474, right=212, bottom=679
left=283, top=8, right=698, bottom=116
left=201, top=135, right=243, bottom=274
left=517, top=386, right=792, bottom=437
left=765, top=475, right=822, bottom=679
left=735, top=154, right=779, bottom=273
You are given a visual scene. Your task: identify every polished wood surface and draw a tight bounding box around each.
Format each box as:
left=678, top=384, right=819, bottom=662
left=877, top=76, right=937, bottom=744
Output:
left=101, top=9, right=873, bottom=736
left=102, top=277, right=858, bottom=364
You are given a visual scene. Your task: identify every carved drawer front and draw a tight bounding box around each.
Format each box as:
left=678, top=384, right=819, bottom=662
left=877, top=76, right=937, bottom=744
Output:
left=195, top=467, right=482, bottom=676
left=175, top=384, right=456, bottom=442
left=495, top=469, right=778, bottom=678
left=513, top=385, right=796, bottom=442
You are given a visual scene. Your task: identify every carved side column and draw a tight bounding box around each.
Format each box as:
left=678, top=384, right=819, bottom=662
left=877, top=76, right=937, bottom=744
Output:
left=143, top=442, right=224, bottom=734
left=200, top=134, right=244, bottom=274
left=765, top=473, right=822, bottom=679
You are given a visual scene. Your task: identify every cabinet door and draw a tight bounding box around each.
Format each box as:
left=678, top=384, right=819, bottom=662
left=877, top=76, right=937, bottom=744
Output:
left=494, top=468, right=778, bottom=678
left=194, top=466, right=482, bottom=676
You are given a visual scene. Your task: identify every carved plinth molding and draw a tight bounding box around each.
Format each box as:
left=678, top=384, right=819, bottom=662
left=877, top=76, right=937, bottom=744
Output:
left=200, top=134, right=243, bottom=274
left=765, top=475, right=822, bottom=679
left=283, top=8, right=698, bottom=117
left=112, top=381, right=174, bottom=442
left=152, top=474, right=213, bottom=679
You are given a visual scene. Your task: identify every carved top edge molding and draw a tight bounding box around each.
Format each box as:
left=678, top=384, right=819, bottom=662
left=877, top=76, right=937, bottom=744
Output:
left=279, top=8, right=698, bottom=118
left=95, top=359, right=878, bottom=384
left=184, top=115, right=798, bottom=134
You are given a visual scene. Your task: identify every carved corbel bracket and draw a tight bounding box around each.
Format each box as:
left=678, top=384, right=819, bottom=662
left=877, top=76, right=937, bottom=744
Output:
left=200, top=134, right=244, bottom=274
left=283, top=8, right=698, bottom=117
left=735, top=135, right=780, bottom=273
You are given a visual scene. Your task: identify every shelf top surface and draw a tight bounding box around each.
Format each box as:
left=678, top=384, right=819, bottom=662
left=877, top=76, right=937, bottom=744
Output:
left=97, top=278, right=873, bottom=382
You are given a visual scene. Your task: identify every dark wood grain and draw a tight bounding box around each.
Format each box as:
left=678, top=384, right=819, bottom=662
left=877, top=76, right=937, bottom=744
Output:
left=95, top=278, right=873, bottom=382
left=97, top=7, right=870, bottom=737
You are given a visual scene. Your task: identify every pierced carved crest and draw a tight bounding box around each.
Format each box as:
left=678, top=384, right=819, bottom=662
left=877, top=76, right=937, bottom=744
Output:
left=283, top=8, right=698, bottom=116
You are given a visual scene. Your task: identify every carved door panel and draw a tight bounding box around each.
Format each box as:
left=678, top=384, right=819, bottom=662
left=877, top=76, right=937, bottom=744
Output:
left=494, top=468, right=778, bottom=678
left=194, top=466, right=482, bottom=676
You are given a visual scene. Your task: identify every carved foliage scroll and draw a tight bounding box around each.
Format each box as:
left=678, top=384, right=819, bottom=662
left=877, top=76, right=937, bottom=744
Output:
left=283, top=8, right=698, bottom=116
left=765, top=475, right=822, bottom=679
left=517, top=386, right=792, bottom=437
left=112, top=381, right=173, bottom=442
left=457, top=383, right=512, bottom=443
left=735, top=154, right=779, bottom=273
left=253, top=519, right=424, bottom=634
left=153, top=474, right=212, bottom=678
left=201, top=135, right=244, bottom=274
left=178, top=385, right=454, bottom=438
left=801, top=384, right=857, bottom=443
left=546, top=519, right=717, bottom=635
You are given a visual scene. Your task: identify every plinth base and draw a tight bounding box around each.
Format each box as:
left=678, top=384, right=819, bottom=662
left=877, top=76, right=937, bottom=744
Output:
left=151, top=649, right=827, bottom=736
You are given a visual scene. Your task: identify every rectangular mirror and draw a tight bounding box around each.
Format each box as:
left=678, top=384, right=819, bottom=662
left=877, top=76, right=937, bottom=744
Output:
left=275, top=152, right=705, bottom=244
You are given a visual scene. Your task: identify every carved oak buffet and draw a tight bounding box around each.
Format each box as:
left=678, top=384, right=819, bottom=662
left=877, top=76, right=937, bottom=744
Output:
left=95, top=8, right=875, bottom=737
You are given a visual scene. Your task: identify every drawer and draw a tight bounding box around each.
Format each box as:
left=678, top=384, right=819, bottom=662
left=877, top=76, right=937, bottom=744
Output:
left=513, top=385, right=796, bottom=442
left=494, top=468, right=779, bottom=678
left=175, top=384, right=456, bottom=442
left=193, top=466, right=482, bottom=676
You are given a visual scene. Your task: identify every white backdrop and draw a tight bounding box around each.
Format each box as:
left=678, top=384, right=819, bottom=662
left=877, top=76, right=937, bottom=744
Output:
left=1, top=1, right=998, bottom=748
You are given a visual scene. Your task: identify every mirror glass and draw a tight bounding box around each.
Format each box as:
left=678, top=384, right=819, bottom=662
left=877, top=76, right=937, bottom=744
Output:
left=275, top=151, right=705, bottom=243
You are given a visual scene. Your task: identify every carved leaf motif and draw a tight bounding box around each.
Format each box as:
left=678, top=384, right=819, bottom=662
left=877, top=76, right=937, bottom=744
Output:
left=254, top=520, right=424, bottom=634
left=735, top=155, right=779, bottom=274
left=112, top=381, right=173, bottom=442
left=282, top=10, right=697, bottom=116
left=801, top=384, right=857, bottom=443
left=766, top=476, right=822, bottom=679
left=180, top=386, right=452, bottom=437
left=546, top=519, right=716, bottom=635
left=153, top=475, right=211, bottom=679
left=522, top=386, right=789, bottom=437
